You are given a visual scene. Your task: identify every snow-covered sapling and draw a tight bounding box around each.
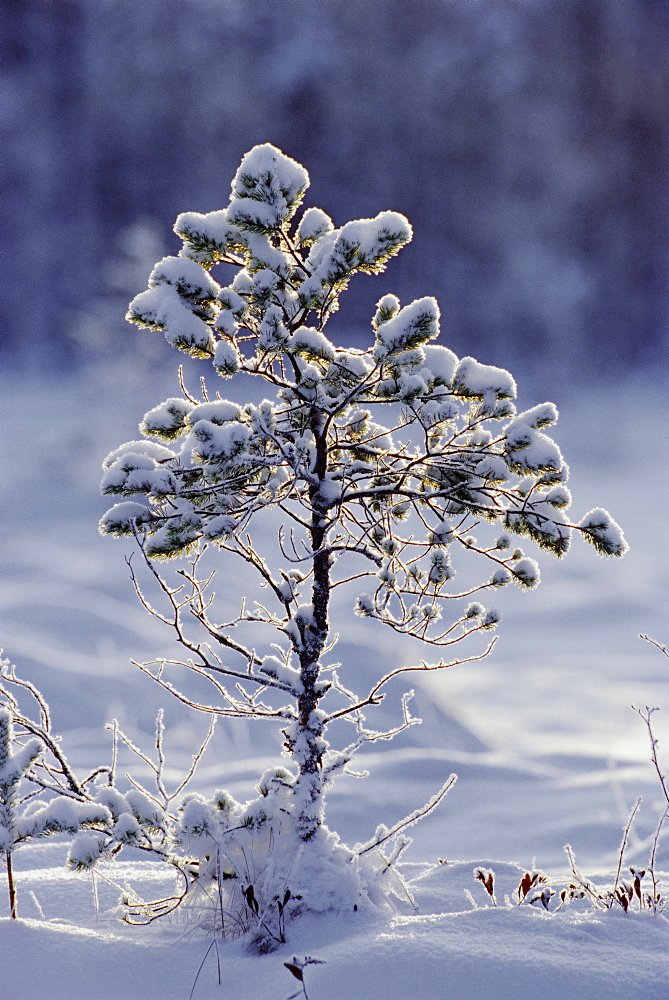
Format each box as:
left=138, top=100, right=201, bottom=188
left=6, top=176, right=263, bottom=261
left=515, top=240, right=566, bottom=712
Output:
left=0, top=656, right=220, bottom=920
left=100, top=144, right=626, bottom=941
left=0, top=709, right=109, bottom=918
left=66, top=710, right=216, bottom=915
left=0, top=707, right=41, bottom=918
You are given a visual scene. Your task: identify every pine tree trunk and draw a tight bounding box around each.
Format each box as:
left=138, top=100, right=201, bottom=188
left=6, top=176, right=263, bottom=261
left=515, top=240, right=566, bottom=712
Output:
left=293, top=412, right=331, bottom=842
left=7, top=851, right=17, bottom=919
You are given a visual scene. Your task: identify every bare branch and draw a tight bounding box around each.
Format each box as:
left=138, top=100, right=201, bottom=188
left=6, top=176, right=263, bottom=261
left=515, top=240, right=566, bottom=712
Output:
left=325, top=638, right=496, bottom=724
left=632, top=705, right=669, bottom=805
left=640, top=634, right=669, bottom=659
left=172, top=714, right=216, bottom=800
left=356, top=774, right=457, bottom=856
left=133, top=659, right=294, bottom=720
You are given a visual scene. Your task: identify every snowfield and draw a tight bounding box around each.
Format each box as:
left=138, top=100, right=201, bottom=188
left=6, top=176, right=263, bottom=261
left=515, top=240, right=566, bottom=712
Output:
left=2, top=369, right=668, bottom=997
left=3, top=843, right=668, bottom=999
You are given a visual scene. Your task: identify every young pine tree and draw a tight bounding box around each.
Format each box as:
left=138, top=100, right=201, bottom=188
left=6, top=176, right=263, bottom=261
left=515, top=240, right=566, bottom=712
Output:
left=0, top=707, right=41, bottom=918
left=0, top=697, right=110, bottom=919
left=100, top=144, right=626, bottom=935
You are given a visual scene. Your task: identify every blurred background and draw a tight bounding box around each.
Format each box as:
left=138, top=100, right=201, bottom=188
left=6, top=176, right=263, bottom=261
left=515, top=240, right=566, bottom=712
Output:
left=2, top=0, right=668, bottom=868
left=3, top=0, right=668, bottom=378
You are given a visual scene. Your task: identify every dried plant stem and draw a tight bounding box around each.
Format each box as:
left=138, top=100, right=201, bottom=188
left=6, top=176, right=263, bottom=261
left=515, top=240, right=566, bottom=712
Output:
left=613, top=796, right=642, bottom=890
left=632, top=704, right=669, bottom=806
left=649, top=806, right=669, bottom=911
left=188, top=939, right=221, bottom=1000
left=564, top=844, right=606, bottom=909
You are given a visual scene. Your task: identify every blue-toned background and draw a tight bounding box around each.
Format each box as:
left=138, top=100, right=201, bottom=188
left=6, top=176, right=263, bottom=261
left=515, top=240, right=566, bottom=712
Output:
left=3, top=0, right=668, bottom=379
left=2, top=0, right=668, bottom=869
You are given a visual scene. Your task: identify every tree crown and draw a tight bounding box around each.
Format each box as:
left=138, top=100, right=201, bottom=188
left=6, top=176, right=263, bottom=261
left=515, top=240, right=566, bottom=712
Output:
left=101, top=143, right=626, bottom=653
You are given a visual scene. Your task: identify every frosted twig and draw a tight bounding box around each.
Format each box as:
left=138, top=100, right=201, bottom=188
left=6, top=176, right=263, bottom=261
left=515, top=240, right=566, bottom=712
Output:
left=564, top=844, right=606, bottom=909
left=613, top=796, right=642, bottom=890
left=640, top=634, right=669, bottom=659
left=632, top=705, right=669, bottom=805
left=356, top=774, right=457, bottom=856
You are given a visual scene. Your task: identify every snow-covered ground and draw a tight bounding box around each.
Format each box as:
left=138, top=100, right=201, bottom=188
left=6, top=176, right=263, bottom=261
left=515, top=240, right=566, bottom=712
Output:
left=2, top=367, right=668, bottom=996
left=3, top=841, right=668, bottom=1000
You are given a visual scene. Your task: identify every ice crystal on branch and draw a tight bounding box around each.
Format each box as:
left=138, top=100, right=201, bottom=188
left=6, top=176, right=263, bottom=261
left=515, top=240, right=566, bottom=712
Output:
left=100, top=144, right=627, bottom=946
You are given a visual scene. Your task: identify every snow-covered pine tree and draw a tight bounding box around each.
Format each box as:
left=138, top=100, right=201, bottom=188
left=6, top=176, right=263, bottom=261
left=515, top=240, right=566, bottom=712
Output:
left=0, top=707, right=41, bottom=918
left=0, top=698, right=110, bottom=918
left=0, top=655, right=214, bottom=919
left=100, top=144, right=627, bottom=941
